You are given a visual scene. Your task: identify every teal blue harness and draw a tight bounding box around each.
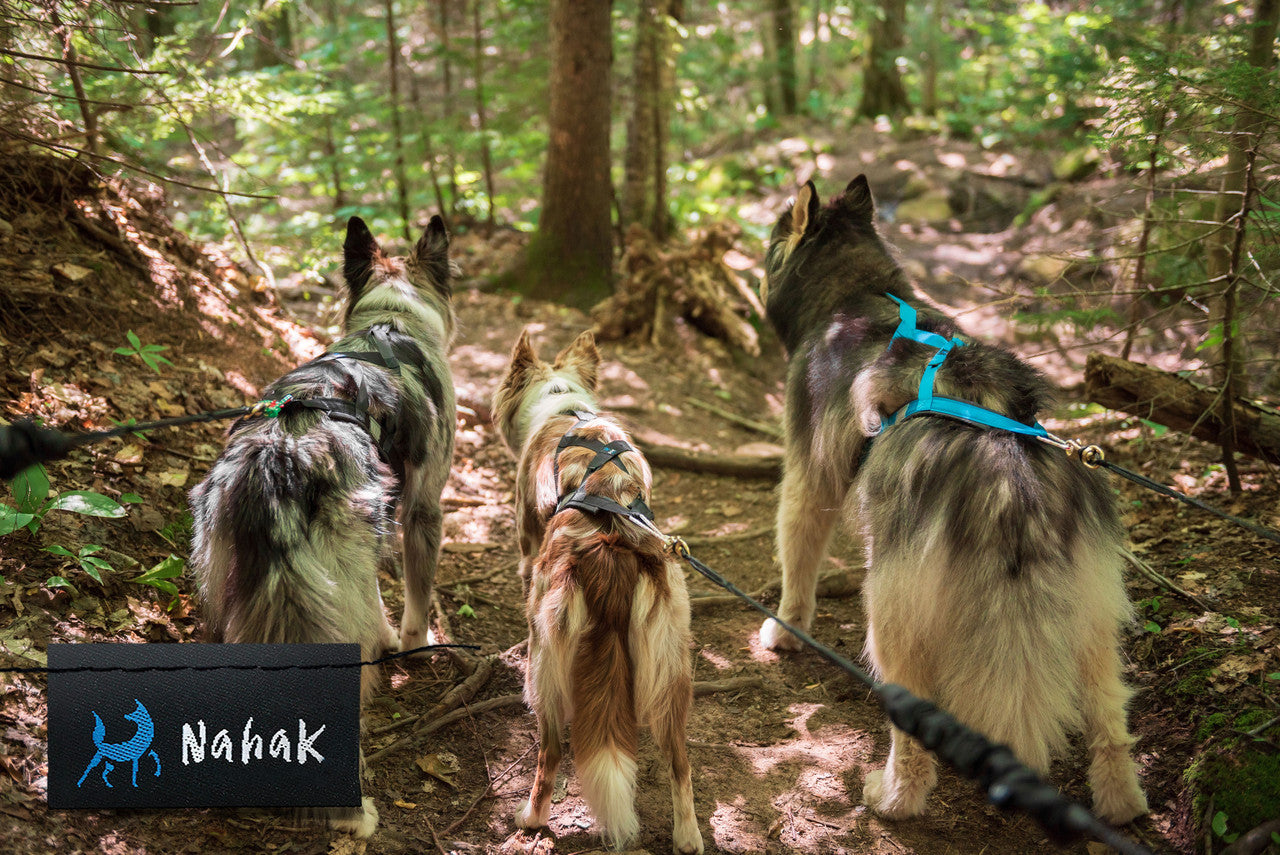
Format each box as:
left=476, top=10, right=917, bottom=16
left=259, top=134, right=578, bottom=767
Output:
left=878, top=294, right=1050, bottom=440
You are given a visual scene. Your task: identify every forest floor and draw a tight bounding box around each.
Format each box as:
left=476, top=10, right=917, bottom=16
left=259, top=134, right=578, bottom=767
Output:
left=2, top=130, right=1279, bottom=855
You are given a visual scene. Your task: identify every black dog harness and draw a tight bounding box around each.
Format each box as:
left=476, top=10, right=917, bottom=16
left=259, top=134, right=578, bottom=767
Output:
left=232, top=324, right=431, bottom=476
left=552, top=411, right=654, bottom=522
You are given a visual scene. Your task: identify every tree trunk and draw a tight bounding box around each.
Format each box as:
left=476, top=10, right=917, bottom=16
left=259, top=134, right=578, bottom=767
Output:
left=770, top=0, right=798, bottom=115
left=437, top=0, right=460, bottom=211
left=858, top=0, right=909, bottom=118
left=920, top=0, right=942, bottom=115
left=624, top=0, right=678, bottom=239
left=806, top=0, right=823, bottom=99
left=384, top=0, right=412, bottom=241
left=518, top=0, right=614, bottom=307
left=472, top=0, right=496, bottom=236
left=1203, top=0, right=1277, bottom=492
left=404, top=47, right=449, bottom=225
left=51, top=9, right=97, bottom=157
left=1083, top=353, right=1280, bottom=466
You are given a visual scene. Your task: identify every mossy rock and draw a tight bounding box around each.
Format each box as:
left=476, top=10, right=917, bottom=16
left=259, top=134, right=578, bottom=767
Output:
left=1052, top=146, right=1101, bottom=182
left=894, top=191, right=953, bottom=224
left=1188, top=748, right=1280, bottom=842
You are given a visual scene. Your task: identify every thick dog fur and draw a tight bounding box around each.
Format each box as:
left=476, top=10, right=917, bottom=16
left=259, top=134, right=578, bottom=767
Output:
left=758, top=176, right=1148, bottom=824
left=188, top=216, right=457, bottom=837
left=493, top=329, right=703, bottom=854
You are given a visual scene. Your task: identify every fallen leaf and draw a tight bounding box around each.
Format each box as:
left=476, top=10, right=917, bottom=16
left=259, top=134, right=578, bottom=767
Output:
left=52, top=261, right=93, bottom=283
left=393, top=799, right=417, bottom=809
left=414, top=752, right=460, bottom=788
left=154, top=469, right=188, bottom=487
left=115, top=444, right=144, bottom=464
left=131, top=507, right=165, bottom=531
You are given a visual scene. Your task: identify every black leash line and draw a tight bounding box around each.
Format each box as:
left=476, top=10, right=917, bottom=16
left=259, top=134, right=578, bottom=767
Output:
left=0, top=409, right=254, bottom=480
left=0, top=643, right=479, bottom=675
left=1097, top=458, right=1280, bottom=546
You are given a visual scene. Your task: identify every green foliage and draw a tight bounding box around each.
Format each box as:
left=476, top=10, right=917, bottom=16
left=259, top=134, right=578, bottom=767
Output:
left=1, top=465, right=126, bottom=537
left=114, top=330, right=173, bottom=373
left=45, top=544, right=115, bottom=586
left=130, top=554, right=185, bottom=607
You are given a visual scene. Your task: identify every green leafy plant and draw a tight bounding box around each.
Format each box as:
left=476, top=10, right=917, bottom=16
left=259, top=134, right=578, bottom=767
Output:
left=1211, top=810, right=1239, bottom=845
left=114, top=330, right=173, bottom=373
left=1, top=465, right=126, bottom=537
left=45, top=544, right=115, bottom=585
left=456, top=603, right=476, bottom=619
left=130, top=554, right=185, bottom=608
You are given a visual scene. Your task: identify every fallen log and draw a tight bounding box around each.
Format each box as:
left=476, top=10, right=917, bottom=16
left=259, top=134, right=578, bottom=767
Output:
left=1083, top=353, right=1280, bottom=465
left=691, top=568, right=862, bottom=612
left=632, top=436, right=781, bottom=479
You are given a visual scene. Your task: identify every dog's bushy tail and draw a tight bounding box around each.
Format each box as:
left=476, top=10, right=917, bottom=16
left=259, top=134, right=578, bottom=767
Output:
left=192, top=435, right=387, bottom=699
left=569, top=533, right=642, bottom=850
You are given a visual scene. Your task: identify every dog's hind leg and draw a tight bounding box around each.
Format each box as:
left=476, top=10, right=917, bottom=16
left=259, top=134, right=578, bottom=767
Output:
left=398, top=478, right=443, bottom=652
left=1079, top=629, right=1147, bottom=824
left=652, top=680, right=703, bottom=854
left=761, top=457, right=848, bottom=651
left=863, top=723, right=937, bottom=819
left=862, top=617, right=937, bottom=818
left=517, top=705, right=564, bottom=831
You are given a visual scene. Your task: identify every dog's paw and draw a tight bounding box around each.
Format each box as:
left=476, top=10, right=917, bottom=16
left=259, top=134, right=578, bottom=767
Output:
left=329, top=797, right=378, bottom=838
left=760, top=618, right=804, bottom=652
left=398, top=624, right=435, bottom=656
left=862, top=769, right=925, bottom=819
left=672, top=821, right=704, bottom=854
left=515, top=797, right=548, bottom=831
left=1093, top=782, right=1148, bottom=825
left=862, top=769, right=888, bottom=810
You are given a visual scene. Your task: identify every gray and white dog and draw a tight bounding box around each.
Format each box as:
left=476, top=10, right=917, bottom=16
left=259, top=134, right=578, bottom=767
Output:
left=758, top=176, right=1148, bottom=824
left=189, top=215, right=457, bottom=836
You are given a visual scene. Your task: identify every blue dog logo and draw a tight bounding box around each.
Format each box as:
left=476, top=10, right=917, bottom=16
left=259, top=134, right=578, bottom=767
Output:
left=76, top=699, right=162, bottom=788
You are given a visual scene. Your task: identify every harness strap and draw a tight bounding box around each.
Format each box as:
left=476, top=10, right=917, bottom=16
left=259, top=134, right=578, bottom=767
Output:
left=232, top=324, right=413, bottom=457
left=551, top=411, right=654, bottom=522
left=880, top=295, right=1045, bottom=437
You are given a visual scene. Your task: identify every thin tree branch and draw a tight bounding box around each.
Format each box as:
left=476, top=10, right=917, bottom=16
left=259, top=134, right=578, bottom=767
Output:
left=0, top=47, right=165, bottom=74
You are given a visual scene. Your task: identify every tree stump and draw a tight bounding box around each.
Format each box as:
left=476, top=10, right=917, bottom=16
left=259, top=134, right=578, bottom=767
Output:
left=592, top=222, right=762, bottom=356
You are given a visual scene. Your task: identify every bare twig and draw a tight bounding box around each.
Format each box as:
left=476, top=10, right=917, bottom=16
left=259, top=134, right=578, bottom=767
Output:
left=1120, top=549, right=1213, bottom=612
left=0, top=47, right=165, bottom=74
left=633, top=436, right=780, bottom=479
left=693, top=675, right=765, bottom=696
left=685, top=397, right=782, bottom=438
left=680, top=525, right=771, bottom=547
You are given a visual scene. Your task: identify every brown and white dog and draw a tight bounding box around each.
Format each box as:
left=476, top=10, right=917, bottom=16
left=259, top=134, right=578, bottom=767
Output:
left=492, top=328, right=703, bottom=854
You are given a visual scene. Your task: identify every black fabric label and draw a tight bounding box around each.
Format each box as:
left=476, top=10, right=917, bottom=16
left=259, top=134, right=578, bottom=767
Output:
left=47, top=643, right=361, bottom=809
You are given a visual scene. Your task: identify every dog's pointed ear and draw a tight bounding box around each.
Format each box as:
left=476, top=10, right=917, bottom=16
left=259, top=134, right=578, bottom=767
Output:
left=554, top=330, right=601, bottom=391
left=838, top=174, right=875, bottom=223
left=412, top=214, right=453, bottom=292
left=791, top=180, right=820, bottom=239
left=344, top=216, right=380, bottom=301
left=509, top=326, right=539, bottom=374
